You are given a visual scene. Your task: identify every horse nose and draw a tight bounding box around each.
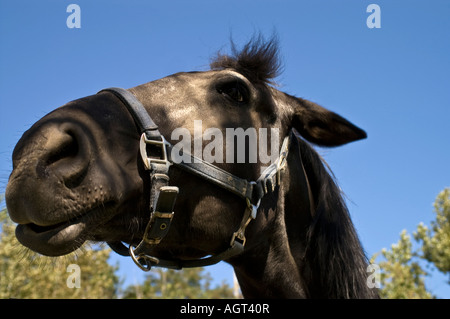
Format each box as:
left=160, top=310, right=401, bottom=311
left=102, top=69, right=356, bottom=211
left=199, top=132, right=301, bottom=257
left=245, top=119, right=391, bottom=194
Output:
left=6, top=121, right=92, bottom=225
left=35, top=122, right=91, bottom=188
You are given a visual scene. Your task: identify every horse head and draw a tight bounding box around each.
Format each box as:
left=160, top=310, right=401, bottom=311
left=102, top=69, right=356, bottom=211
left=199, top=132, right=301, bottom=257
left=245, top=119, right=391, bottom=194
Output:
left=5, top=37, right=376, bottom=298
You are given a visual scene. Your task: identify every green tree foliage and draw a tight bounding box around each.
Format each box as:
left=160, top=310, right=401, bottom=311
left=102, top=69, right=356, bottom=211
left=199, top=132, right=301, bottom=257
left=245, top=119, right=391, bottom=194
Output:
left=372, top=230, right=432, bottom=299
left=373, top=188, right=450, bottom=298
left=122, top=267, right=235, bottom=299
left=415, top=188, right=450, bottom=281
left=0, top=205, right=119, bottom=298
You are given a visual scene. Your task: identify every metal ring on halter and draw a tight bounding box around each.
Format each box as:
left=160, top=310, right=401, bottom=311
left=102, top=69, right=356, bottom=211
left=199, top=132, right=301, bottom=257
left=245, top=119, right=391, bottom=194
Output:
left=129, top=245, right=159, bottom=272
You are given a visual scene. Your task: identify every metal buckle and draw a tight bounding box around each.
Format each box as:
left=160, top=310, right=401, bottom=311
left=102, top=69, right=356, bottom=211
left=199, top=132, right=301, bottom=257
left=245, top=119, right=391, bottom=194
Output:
left=230, top=197, right=261, bottom=247
left=230, top=230, right=246, bottom=247
left=143, top=211, right=175, bottom=245
left=246, top=196, right=260, bottom=220
left=139, top=133, right=171, bottom=170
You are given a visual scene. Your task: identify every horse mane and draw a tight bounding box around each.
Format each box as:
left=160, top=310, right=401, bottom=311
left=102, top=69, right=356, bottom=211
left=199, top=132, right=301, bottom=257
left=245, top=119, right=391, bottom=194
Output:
left=296, top=135, right=377, bottom=298
left=210, top=35, right=282, bottom=85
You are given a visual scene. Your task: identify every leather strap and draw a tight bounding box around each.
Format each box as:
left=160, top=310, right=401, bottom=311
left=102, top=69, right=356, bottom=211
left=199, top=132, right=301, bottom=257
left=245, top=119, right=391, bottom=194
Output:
left=171, top=150, right=258, bottom=201
left=98, top=87, right=307, bottom=272
left=99, top=87, right=260, bottom=203
left=99, top=88, right=179, bottom=265
left=142, top=186, right=178, bottom=244
left=125, top=135, right=291, bottom=271
left=99, top=87, right=161, bottom=140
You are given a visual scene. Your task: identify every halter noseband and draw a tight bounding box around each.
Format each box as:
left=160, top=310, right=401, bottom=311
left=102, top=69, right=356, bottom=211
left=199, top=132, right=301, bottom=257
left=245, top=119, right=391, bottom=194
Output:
left=99, top=87, right=295, bottom=271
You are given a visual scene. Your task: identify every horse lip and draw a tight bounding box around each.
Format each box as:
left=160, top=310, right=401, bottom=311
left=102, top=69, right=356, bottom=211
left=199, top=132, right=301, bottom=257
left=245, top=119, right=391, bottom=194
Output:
left=16, top=220, right=87, bottom=256
left=14, top=204, right=114, bottom=256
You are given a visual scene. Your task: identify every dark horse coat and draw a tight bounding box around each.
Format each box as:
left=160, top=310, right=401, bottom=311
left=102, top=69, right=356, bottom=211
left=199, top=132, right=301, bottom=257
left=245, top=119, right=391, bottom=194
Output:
left=6, top=36, right=377, bottom=298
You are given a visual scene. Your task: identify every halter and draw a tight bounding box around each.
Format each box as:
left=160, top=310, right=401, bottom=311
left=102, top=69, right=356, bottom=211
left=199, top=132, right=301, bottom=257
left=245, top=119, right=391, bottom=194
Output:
left=98, top=87, right=299, bottom=271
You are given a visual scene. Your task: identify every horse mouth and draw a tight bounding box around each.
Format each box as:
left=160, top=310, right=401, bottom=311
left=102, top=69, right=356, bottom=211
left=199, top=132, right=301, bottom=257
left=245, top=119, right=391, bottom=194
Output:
left=15, top=204, right=114, bottom=256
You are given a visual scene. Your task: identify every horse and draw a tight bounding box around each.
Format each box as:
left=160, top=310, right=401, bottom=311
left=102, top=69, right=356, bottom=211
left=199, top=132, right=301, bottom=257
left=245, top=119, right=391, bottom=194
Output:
left=5, top=36, right=378, bottom=298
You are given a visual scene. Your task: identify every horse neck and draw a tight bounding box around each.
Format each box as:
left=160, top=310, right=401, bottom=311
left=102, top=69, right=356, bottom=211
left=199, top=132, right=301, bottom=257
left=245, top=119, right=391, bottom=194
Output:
left=229, top=136, right=379, bottom=299
left=228, top=144, right=313, bottom=298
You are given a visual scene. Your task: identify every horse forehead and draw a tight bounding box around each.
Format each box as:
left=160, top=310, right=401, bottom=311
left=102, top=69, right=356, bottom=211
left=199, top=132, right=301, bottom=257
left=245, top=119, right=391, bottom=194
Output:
left=131, top=69, right=255, bottom=113
left=149, top=69, right=253, bottom=90
left=131, top=68, right=284, bottom=131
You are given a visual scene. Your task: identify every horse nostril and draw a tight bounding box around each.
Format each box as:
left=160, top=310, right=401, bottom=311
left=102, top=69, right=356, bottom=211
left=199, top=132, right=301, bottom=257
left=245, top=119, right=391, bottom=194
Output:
left=46, top=131, right=79, bottom=167
left=36, top=126, right=89, bottom=188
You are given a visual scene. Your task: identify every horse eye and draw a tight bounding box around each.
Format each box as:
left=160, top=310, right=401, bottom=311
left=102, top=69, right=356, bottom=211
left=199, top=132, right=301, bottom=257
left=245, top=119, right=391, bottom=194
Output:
left=217, top=81, right=248, bottom=104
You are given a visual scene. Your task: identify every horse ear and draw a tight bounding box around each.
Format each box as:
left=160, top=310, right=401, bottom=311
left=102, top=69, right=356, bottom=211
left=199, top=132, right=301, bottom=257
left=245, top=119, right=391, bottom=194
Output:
left=290, top=96, right=367, bottom=147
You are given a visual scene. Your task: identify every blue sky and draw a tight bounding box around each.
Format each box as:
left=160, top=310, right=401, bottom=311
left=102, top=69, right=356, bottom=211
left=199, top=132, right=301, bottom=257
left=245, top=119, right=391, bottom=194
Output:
left=1, top=0, right=449, bottom=297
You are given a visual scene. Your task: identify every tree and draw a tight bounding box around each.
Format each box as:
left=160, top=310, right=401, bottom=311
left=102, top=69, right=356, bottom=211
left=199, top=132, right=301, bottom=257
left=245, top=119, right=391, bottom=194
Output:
left=414, top=188, right=450, bottom=281
left=371, top=230, right=432, bottom=299
left=122, top=267, right=235, bottom=299
left=372, top=188, right=450, bottom=298
left=0, top=203, right=120, bottom=298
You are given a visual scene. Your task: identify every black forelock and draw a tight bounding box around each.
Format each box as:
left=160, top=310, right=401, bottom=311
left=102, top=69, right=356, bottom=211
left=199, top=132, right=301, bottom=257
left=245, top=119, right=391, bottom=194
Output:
left=210, top=34, right=282, bottom=85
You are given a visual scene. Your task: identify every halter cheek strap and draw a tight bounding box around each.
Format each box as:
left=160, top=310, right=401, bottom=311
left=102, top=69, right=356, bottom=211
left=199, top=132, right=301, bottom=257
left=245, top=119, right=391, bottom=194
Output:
left=98, top=87, right=300, bottom=271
